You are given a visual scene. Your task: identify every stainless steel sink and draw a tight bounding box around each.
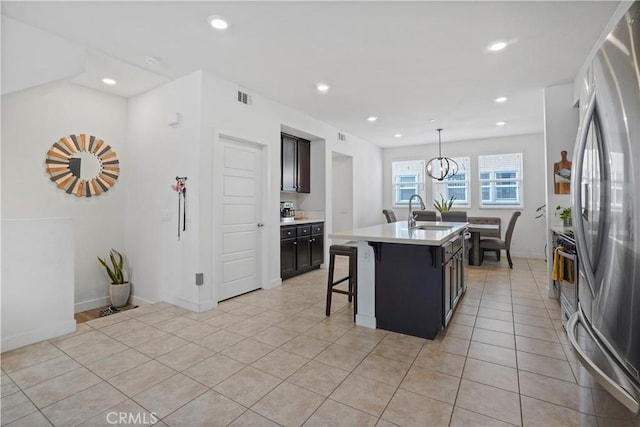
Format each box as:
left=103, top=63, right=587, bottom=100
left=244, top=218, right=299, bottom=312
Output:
left=412, top=225, right=454, bottom=231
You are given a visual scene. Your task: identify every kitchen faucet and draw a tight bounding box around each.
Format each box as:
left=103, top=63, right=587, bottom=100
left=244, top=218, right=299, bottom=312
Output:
left=408, top=194, right=426, bottom=228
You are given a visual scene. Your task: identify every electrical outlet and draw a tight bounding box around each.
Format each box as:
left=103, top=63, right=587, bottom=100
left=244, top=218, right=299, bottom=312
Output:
left=195, top=273, right=204, bottom=286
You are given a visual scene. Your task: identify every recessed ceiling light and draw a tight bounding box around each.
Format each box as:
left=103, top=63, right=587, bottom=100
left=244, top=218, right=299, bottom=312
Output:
left=367, top=116, right=378, bottom=122
left=494, top=96, right=508, bottom=103
left=496, top=121, right=507, bottom=126
left=394, top=133, right=402, bottom=138
left=208, top=15, right=230, bottom=30
left=102, top=78, right=117, bottom=86
left=488, top=41, right=507, bottom=51
left=430, top=119, right=436, bottom=122
left=316, top=83, right=330, bottom=92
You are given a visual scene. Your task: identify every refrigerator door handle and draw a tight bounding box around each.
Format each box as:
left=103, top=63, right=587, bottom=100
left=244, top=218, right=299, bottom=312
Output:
left=567, top=310, right=640, bottom=414
left=571, top=90, right=597, bottom=297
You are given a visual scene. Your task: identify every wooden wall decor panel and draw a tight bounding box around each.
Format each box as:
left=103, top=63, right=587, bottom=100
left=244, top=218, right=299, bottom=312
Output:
left=45, top=134, right=120, bottom=197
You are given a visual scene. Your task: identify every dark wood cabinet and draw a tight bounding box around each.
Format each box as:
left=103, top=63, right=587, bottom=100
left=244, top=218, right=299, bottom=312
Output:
left=443, top=236, right=464, bottom=327
left=281, top=135, right=297, bottom=192
left=373, top=233, right=466, bottom=340
left=296, top=139, right=310, bottom=193
left=280, top=222, right=324, bottom=279
left=374, top=243, right=443, bottom=340
left=310, top=223, right=324, bottom=266
left=280, top=133, right=310, bottom=193
left=280, top=238, right=297, bottom=278
left=296, top=236, right=311, bottom=270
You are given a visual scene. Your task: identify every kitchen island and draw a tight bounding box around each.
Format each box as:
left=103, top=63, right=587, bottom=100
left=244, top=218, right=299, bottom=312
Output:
left=330, top=221, right=468, bottom=339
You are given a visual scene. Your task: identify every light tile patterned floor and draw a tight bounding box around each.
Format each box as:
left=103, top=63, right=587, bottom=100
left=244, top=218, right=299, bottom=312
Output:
left=1, top=257, right=638, bottom=426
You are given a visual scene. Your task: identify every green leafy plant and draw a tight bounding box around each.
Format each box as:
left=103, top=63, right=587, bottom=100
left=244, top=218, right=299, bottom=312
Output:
left=555, top=205, right=572, bottom=222
left=433, top=194, right=456, bottom=213
left=97, top=249, right=127, bottom=284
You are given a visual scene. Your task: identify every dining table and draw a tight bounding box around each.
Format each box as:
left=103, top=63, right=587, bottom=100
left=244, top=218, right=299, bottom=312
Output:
left=467, top=223, right=501, bottom=265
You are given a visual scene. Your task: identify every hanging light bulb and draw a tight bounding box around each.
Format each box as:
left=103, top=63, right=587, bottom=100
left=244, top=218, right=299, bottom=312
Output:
left=426, top=129, right=458, bottom=181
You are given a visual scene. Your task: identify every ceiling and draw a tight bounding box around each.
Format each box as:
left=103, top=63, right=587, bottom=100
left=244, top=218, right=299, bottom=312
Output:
left=1, top=1, right=618, bottom=147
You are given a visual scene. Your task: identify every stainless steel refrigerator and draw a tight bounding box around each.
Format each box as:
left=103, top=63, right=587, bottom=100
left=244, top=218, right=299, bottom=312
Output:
left=567, top=1, right=640, bottom=414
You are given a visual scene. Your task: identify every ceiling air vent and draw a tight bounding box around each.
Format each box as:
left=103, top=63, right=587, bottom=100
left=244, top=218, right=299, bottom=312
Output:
left=338, top=132, right=347, bottom=142
left=237, top=89, right=252, bottom=105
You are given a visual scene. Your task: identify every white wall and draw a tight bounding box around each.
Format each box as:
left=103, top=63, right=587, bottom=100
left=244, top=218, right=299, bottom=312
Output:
left=543, top=83, right=579, bottom=295
left=125, top=70, right=383, bottom=310
left=1, top=16, right=85, bottom=95
left=382, top=133, right=547, bottom=259
left=1, top=82, right=128, bottom=311
left=543, top=84, right=579, bottom=228
left=1, top=219, right=76, bottom=351
left=125, top=72, right=204, bottom=309
left=331, top=153, right=354, bottom=233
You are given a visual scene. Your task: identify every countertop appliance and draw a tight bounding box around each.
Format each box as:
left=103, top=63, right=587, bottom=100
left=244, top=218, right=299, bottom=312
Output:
left=567, top=2, right=640, bottom=415
left=280, top=201, right=295, bottom=219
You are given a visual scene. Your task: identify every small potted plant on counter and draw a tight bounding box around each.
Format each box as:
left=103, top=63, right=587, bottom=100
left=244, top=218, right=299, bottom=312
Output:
left=556, top=206, right=572, bottom=227
left=433, top=194, right=456, bottom=213
left=97, top=249, right=130, bottom=308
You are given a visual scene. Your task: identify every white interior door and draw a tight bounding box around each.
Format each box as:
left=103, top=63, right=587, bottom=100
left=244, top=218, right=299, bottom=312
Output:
left=219, top=138, right=263, bottom=301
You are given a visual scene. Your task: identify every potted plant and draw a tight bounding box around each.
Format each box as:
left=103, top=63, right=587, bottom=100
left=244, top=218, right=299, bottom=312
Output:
left=556, top=205, right=572, bottom=227
left=433, top=194, right=456, bottom=213
left=97, top=249, right=130, bottom=308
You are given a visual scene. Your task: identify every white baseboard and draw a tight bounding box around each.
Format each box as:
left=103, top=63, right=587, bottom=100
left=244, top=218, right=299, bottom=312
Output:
left=355, top=314, right=376, bottom=330
left=198, top=299, right=216, bottom=312
left=130, top=295, right=155, bottom=306
left=167, top=296, right=199, bottom=312
left=74, top=296, right=109, bottom=313
left=75, top=294, right=157, bottom=313
left=265, top=278, right=282, bottom=289
left=1, top=319, right=76, bottom=352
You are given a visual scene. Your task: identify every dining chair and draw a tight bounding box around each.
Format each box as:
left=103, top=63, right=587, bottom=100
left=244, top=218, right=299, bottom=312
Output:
left=479, top=211, right=521, bottom=268
left=441, top=210, right=468, bottom=222
left=412, top=210, right=437, bottom=221
left=382, top=209, right=398, bottom=223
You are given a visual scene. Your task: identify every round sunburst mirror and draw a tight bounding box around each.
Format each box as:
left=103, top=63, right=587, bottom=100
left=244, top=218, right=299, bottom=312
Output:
left=45, top=134, right=120, bottom=197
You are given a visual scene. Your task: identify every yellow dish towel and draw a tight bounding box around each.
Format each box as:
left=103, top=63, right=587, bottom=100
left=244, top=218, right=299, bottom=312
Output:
left=552, top=246, right=565, bottom=282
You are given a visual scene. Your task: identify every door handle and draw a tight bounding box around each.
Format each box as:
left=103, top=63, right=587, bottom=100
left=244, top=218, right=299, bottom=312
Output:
left=567, top=309, right=640, bottom=414
left=257, top=223, right=264, bottom=227
left=571, top=90, right=597, bottom=297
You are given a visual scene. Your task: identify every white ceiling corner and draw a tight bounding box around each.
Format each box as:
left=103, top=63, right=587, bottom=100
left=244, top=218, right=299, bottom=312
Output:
left=1, top=1, right=620, bottom=147
left=71, top=49, right=170, bottom=98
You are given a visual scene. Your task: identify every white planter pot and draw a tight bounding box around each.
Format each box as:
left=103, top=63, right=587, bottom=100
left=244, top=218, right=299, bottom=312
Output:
left=109, top=282, right=130, bottom=308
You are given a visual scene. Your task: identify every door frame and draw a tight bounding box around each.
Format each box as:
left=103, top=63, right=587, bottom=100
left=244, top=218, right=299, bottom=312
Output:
left=212, top=131, right=269, bottom=304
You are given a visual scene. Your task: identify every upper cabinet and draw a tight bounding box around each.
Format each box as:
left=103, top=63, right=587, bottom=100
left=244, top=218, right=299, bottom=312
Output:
left=281, top=133, right=310, bottom=193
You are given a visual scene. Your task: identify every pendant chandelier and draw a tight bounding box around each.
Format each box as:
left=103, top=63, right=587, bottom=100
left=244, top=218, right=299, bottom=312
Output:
left=426, top=128, right=458, bottom=181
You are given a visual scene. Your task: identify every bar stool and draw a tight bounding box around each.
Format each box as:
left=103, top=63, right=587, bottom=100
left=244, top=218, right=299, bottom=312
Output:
left=325, top=243, right=358, bottom=320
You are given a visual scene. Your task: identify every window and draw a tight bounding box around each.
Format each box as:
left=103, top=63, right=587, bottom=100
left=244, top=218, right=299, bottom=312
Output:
left=478, top=153, right=523, bottom=208
left=392, top=160, right=425, bottom=206
left=432, top=157, right=470, bottom=207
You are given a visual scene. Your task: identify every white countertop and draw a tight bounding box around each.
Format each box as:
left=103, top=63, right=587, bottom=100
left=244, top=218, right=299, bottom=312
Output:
left=329, top=221, right=468, bottom=246
left=280, top=218, right=324, bottom=226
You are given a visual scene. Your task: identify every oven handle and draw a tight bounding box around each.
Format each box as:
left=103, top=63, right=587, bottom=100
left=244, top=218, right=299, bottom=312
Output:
left=557, top=250, right=576, bottom=261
